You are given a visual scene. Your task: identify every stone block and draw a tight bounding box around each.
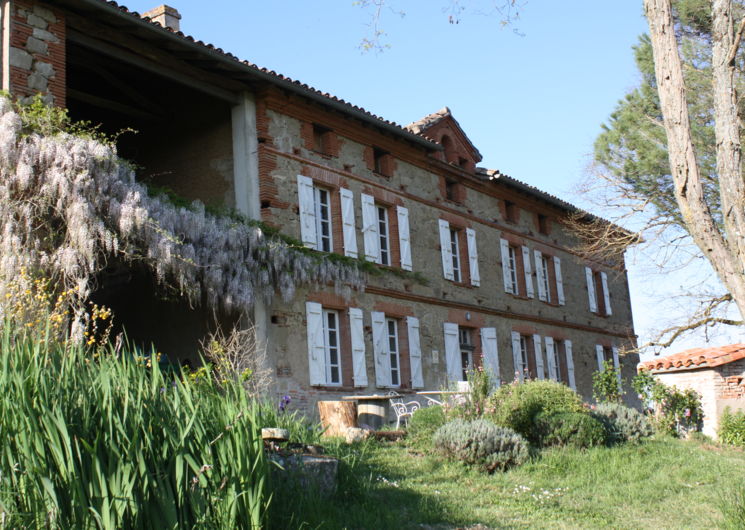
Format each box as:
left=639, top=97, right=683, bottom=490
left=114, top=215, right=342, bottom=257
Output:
left=26, top=72, right=48, bottom=91
left=269, top=454, right=338, bottom=497
left=32, top=5, right=57, bottom=23
left=33, top=61, right=55, bottom=78
left=9, top=47, right=32, bottom=70
left=32, top=27, right=59, bottom=43
left=26, top=13, right=48, bottom=30
left=344, top=426, right=371, bottom=443
left=25, top=36, right=48, bottom=56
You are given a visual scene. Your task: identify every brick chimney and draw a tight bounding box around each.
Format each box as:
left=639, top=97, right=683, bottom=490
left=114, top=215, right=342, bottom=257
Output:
left=143, top=5, right=182, bottom=32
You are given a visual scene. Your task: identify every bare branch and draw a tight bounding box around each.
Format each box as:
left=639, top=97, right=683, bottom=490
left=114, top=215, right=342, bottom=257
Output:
left=727, top=16, right=745, bottom=65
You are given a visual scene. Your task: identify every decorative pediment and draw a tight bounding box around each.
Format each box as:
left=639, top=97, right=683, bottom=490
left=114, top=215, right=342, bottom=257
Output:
left=406, top=107, right=482, bottom=172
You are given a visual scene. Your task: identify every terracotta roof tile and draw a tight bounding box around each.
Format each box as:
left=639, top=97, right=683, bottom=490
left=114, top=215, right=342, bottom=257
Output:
left=638, top=343, right=745, bottom=373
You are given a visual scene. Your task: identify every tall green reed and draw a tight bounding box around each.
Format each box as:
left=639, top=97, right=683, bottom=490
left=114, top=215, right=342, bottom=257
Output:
left=0, top=325, right=269, bottom=529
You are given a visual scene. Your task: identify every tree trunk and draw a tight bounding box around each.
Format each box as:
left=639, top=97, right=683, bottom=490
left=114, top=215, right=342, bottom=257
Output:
left=317, top=400, right=357, bottom=437
left=644, top=0, right=745, bottom=321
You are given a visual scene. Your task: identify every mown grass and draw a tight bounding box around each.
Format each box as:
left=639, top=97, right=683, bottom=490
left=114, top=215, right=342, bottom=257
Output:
left=287, top=436, right=745, bottom=529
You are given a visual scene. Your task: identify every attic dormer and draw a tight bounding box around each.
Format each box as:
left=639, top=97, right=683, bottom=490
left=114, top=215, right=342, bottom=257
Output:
left=406, top=107, right=482, bottom=173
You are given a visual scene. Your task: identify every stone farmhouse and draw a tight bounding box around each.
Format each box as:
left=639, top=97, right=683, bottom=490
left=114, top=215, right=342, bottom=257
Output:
left=1, top=0, right=639, bottom=412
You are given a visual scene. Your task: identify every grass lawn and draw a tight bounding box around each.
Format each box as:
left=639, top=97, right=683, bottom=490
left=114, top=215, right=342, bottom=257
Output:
left=277, top=436, right=745, bottom=529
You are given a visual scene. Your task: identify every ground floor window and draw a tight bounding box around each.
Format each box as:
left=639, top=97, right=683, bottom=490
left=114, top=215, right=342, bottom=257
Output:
left=386, top=317, right=401, bottom=387
left=459, top=327, right=474, bottom=380
left=323, top=309, right=341, bottom=385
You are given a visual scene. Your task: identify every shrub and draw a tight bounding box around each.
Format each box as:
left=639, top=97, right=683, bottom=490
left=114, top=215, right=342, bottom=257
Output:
left=591, top=403, right=653, bottom=444
left=407, top=405, right=446, bottom=449
left=719, top=407, right=745, bottom=447
left=593, top=359, right=624, bottom=403
left=633, top=371, right=703, bottom=436
left=485, top=380, right=584, bottom=443
left=433, top=419, right=529, bottom=472
left=534, top=412, right=608, bottom=449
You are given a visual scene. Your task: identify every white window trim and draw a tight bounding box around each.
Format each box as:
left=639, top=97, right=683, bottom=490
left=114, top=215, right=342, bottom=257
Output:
left=522, top=246, right=534, bottom=298
left=314, top=187, right=333, bottom=252
left=466, top=228, right=480, bottom=286
left=439, top=220, right=454, bottom=280
left=508, top=245, right=519, bottom=295
left=322, top=309, right=342, bottom=386
left=340, top=188, right=358, bottom=258
left=386, top=317, right=401, bottom=388
left=450, top=228, right=462, bottom=283
left=397, top=206, right=412, bottom=271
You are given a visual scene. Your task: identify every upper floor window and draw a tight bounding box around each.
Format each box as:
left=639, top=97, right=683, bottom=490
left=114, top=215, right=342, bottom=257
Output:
left=585, top=267, right=612, bottom=316
left=377, top=205, right=391, bottom=266
left=312, top=124, right=333, bottom=155
left=537, top=214, right=550, bottom=235
left=450, top=228, right=462, bottom=283
left=373, top=147, right=393, bottom=176
left=298, top=175, right=337, bottom=253
left=538, top=254, right=551, bottom=304
left=445, top=179, right=458, bottom=201
left=504, top=200, right=519, bottom=224
left=314, top=187, right=333, bottom=252
left=500, top=239, right=522, bottom=295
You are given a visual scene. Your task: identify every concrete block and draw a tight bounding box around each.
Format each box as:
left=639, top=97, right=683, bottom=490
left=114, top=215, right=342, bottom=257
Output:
left=26, top=14, right=48, bottom=30
left=32, top=27, right=59, bottom=43
left=33, top=61, right=55, bottom=78
left=26, top=72, right=48, bottom=92
left=9, top=47, right=32, bottom=70
left=32, top=5, right=57, bottom=23
left=25, top=36, right=48, bottom=56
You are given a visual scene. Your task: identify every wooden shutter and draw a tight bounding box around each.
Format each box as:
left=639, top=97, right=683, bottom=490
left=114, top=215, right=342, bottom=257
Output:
left=522, top=246, right=534, bottom=298
left=340, top=188, right=358, bottom=258
left=466, top=228, right=480, bottom=286
left=534, top=250, right=546, bottom=301
left=565, top=340, right=576, bottom=390
left=533, top=334, right=545, bottom=380
left=349, top=307, right=367, bottom=387
left=407, top=316, right=424, bottom=388
left=480, top=327, right=500, bottom=387
left=545, top=336, right=558, bottom=381
left=601, top=271, right=612, bottom=316
left=586, top=266, right=598, bottom=313
left=371, top=311, right=391, bottom=387
left=439, top=219, right=454, bottom=280
left=305, top=301, right=326, bottom=386
left=553, top=256, right=565, bottom=306
left=511, top=331, right=523, bottom=383
left=297, top=175, right=317, bottom=248
left=443, top=322, right=461, bottom=382
left=397, top=206, right=412, bottom=271
left=612, top=346, right=622, bottom=388
left=361, top=193, right=380, bottom=263
left=500, top=238, right=513, bottom=293
left=596, top=344, right=605, bottom=371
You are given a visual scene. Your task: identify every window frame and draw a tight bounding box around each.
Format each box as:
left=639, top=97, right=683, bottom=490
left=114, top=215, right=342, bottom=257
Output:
left=313, top=186, right=333, bottom=253
left=312, top=123, right=333, bottom=155
left=377, top=204, right=391, bottom=266
left=519, top=335, right=530, bottom=378
left=507, top=245, right=519, bottom=294
left=322, top=308, right=342, bottom=386
left=459, top=327, right=474, bottom=380
left=386, top=317, right=401, bottom=387
left=539, top=254, right=552, bottom=303
left=450, top=228, right=462, bottom=283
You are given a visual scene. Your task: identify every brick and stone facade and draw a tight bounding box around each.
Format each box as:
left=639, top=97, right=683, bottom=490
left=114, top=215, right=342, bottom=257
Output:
left=641, top=344, right=745, bottom=438
left=1, top=1, right=640, bottom=417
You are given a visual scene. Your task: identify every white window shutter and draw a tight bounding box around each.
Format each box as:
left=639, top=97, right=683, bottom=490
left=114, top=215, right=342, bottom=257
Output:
left=297, top=175, right=317, bottom=248
left=439, top=219, right=454, bottom=280
left=545, top=337, right=558, bottom=381
left=500, top=238, right=513, bottom=293
left=371, top=311, right=391, bottom=387
left=553, top=256, right=565, bottom=306
left=612, top=346, right=622, bottom=388
left=361, top=193, right=380, bottom=263
left=479, top=327, right=500, bottom=387
left=522, top=246, right=534, bottom=298
left=511, top=331, right=523, bottom=383
left=534, top=250, right=546, bottom=302
left=397, top=206, right=412, bottom=271
left=305, top=302, right=326, bottom=386
left=533, top=334, right=545, bottom=380
left=407, top=316, right=424, bottom=388
left=349, top=307, right=367, bottom=387
left=443, top=322, right=461, bottom=382
left=596, top=344, right=605, bottom=371
left=601, top=271, right=612, bottom=316
left=466, top=228, right=480, bottom=287
left=586, top=267, right=598, bottom=313
left=565, top=340, right=576, bottom=390
left=340, top=188, right=358, bottom=258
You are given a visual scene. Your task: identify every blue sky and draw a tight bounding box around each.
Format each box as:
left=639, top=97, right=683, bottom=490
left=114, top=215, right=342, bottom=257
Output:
left=121, top=1, right=740, bottom=356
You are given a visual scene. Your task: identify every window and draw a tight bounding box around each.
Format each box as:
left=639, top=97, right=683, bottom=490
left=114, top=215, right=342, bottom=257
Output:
left=507, top=245, right=519, bottom=294
left=519, top=335, right=530, bottom=378
left=314, top=187, right=333, bottom=252
left=312, top=124, right=332, bottom=155
left=537, top=214, right=549, bottom=235
left=505, top=200, right=519, bottom=223
left=377, top=205, right=390, bottom=266
left=386, top=318, right=401, bottom=387
left=459, top=327, right=474, bottom=380
left=539, top=254, right=552, bottom=303
left=445, top=179, right=458, bottom=201
left=323, top=309, right=341, bottom=385
left=585, top=267, right=612, bottom=315
left=450, top=228, right=462, bottom=282
left=373, top=147, right=392, bottom=176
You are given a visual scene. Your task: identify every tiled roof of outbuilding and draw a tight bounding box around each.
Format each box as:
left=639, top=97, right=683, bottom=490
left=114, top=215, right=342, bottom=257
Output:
left=638, top=344, right=745, bottom=373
